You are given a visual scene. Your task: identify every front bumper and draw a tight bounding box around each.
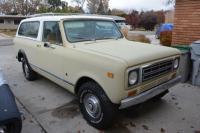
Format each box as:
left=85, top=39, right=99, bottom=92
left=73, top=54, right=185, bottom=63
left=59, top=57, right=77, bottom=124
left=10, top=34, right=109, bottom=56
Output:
left=119, top=76, right=181, bottom=109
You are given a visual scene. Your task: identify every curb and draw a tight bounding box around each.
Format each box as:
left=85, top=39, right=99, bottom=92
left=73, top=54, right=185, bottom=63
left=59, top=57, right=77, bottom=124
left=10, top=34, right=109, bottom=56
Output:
left=0, top=33, right=13, bottom=39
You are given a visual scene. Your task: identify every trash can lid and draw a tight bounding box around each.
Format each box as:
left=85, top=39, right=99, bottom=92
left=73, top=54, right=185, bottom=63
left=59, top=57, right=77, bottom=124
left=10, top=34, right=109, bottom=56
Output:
left=172, top=45, right=190, bottom=53
left=193, top=40, right=200, bottom=44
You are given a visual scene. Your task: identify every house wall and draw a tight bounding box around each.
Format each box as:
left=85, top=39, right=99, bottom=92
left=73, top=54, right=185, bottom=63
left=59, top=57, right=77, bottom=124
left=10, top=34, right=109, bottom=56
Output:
left=172, top=0, right=200, bottom=45
left=0, top=17, right=24, bottom=30
left=165, top=10, right=174, bottom=23
left=0, top=24, right=18, bottom=30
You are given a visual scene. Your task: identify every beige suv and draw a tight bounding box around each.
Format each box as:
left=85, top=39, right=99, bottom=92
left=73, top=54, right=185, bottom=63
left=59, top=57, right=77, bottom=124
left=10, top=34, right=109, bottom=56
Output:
left=14, top=14, right=181, bottom=129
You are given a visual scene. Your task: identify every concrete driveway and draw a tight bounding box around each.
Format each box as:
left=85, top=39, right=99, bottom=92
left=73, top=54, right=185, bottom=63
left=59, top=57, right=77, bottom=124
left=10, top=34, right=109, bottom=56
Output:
left=0, top=36, right=200, bottom=133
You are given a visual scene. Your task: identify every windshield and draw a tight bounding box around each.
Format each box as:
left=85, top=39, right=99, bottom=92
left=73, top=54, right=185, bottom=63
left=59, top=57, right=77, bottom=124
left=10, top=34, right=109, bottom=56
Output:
left=63, top=20, right=123, bottom=43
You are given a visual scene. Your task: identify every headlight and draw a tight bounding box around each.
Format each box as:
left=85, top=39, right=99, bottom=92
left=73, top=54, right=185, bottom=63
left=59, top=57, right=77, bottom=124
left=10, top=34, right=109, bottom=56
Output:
left=128, top=70, right=139, bottom=86
left=174, top=58, right=179, bottom=69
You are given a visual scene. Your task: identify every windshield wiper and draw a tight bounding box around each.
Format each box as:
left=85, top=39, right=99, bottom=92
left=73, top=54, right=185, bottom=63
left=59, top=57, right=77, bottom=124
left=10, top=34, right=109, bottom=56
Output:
left=96, top=36, right=120, bottom=40
left=71, top=36, right=93, bottom=41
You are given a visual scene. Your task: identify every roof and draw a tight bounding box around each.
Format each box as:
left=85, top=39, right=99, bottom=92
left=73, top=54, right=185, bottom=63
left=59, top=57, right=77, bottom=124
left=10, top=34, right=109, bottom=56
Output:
left=0, top=15, right=27, bottom=19
left=103, top=15, right=125, bottom=21
left=21, top=14, right=113, bottom=22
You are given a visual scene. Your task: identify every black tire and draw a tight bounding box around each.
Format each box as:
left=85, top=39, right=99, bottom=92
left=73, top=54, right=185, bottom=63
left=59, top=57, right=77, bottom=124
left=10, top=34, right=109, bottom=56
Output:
left=78, top=81, right=117, bottom=130
left=153, top=90, right=169, bottom=100
left=22, top=58, right=37, bottom=81
left=0, top=119, right=22, bottom=133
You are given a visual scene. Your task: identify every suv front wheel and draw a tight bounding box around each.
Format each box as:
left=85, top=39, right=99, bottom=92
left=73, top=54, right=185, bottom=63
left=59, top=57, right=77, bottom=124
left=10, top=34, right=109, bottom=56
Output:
left=78, top=81, right=117, bottom=130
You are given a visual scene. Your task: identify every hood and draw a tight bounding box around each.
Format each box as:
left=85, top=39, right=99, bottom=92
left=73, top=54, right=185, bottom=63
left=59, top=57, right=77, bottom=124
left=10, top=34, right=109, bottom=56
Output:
left=75, top=39, right=180, bottom=67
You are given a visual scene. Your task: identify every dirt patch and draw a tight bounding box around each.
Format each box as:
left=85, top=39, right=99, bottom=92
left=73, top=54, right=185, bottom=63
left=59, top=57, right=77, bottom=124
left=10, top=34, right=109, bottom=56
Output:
left=106, top=121, right=132, bottom=133
left=51, top=99, right=80, bottom=119
left=0, top=29, right=16, bottom=37
left=142, top=124, right=149, bottom=130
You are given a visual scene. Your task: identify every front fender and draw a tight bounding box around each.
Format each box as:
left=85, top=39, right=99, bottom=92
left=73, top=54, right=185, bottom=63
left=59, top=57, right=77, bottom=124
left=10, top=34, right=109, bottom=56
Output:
left=74, top=70, right=126, bottom=104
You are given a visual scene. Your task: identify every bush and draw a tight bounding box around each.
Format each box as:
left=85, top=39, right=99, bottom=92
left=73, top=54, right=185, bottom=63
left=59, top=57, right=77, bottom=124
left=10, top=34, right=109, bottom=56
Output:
left=126, top=34, right=151, bottom=44
left=160, top=31, right=172, bottom=46
left=0, top=29, right=17, bottom=37
left=120, top=28, right=151, bottom=43
left=120, top=27, right=129, bottom=38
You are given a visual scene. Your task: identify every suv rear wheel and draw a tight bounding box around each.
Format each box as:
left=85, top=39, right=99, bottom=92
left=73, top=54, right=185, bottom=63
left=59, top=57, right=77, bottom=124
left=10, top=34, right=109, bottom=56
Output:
left=78, top=81, right=117, bottom=130
left=22, top=58, right=37, bottom=81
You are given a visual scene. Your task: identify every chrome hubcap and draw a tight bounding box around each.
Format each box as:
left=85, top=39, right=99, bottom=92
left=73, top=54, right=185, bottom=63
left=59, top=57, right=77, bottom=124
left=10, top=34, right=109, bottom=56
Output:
left=83, top=93, right=101, bottom=118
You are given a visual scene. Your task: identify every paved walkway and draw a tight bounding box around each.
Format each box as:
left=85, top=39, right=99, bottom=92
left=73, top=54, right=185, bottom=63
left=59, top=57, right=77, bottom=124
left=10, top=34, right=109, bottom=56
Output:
left=1, top=34, right=200, bottom=133
left=0, top=33, right=13, bottom=46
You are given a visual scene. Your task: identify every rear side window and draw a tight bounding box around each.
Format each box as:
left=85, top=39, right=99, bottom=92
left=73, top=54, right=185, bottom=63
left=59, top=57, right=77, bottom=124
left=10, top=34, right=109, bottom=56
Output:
left=18, top=21, right=40, bottom=38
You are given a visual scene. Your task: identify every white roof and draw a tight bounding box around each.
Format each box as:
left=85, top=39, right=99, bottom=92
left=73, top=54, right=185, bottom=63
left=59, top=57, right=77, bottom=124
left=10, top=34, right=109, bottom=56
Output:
left=21, top=15, right=113, bottom=22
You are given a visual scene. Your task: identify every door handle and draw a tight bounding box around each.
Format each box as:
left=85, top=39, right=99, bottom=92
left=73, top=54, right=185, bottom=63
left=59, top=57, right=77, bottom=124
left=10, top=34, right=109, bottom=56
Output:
left=44, top=43, right=55, bottom=49
left=36, top=44, right=41, bottom=47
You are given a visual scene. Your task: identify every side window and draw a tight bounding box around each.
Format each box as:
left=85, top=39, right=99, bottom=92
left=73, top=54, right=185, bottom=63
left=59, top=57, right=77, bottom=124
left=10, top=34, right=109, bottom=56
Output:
left=43, top=21, right=62, bottom=45
left=18, top=21, right=39, bottom=38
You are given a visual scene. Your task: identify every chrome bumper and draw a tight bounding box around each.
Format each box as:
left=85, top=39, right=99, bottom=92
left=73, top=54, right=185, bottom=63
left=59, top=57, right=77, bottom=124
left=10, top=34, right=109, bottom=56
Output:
left=119, top=76, right=181, bottom=109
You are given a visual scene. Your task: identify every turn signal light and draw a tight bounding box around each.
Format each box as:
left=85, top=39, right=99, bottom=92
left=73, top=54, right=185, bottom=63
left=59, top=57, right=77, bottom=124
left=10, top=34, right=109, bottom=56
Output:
left=107, top=72, right=114, bottom=79
left=128, top=90, right=137, bottom=97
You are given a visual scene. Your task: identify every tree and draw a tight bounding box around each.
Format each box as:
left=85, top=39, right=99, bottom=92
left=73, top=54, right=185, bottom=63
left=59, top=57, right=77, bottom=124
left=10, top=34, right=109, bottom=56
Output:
left=139, top=11, right=157, bottom=31
left=87, top=0, right=99, bottom=14
left=48, top=0, right=61, bottom=9
left=102, top=0, right=109, bottom=14
left=0, top=0, right=41, bottom=15
left=166, top=0, right=175, bottom=5
left=0, top=1, right=13, bottom=14
left=97, top=0, right=104, bottom=14
left=154, top=10, right=165, bottom=25
left=61, top=1, right=68, bottom=8
left=71, top=0, right=85, bottom=13
left=126, top=10, right=139, bottom=30
left=87, top=0, right=109, bottom=14
left=107, top=8, right=111, bottom=15
left=111, top=8, right=126, bottom=16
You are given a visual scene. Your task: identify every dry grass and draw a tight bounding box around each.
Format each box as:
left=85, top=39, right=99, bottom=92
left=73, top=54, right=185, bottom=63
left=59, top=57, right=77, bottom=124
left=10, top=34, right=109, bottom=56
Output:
left=126, top=34, right=151, bottom=44
left=0, top=29, right=17, bottom=37
left=120, top=28, right=151, bottom=44
left=120, top=28, right=129, bottom=38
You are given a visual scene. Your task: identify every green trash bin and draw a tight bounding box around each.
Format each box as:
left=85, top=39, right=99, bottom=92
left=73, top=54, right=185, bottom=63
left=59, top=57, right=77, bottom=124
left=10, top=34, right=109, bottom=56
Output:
left=172, top=45, right=191, bottom=83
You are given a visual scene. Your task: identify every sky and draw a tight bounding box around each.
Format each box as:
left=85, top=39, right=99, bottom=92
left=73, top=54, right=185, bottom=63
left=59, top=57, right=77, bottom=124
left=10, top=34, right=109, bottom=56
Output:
left=109, top=0, right=173, bottom=11
left=65, top=0, right=174, bottom=12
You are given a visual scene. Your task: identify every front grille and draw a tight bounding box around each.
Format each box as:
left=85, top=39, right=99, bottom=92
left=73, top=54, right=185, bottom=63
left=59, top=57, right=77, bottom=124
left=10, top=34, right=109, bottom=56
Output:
left=142, top=60, right=173, bottom=82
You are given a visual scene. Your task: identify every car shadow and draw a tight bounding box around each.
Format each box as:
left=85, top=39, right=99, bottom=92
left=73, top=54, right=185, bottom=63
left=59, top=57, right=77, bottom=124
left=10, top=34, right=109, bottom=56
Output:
left=105, top=98, right=169, bottom=133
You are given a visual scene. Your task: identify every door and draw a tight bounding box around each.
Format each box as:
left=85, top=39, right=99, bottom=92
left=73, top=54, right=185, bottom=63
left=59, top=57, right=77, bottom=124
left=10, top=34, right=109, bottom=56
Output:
left=34, top=21, right=65, bottom=80
left=16, top=21, right=40, bottom=65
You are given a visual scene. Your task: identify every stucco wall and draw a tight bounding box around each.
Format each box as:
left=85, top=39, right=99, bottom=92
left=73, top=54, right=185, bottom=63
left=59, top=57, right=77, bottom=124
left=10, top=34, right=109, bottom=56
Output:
left=0, top=24, right=18, bottom=30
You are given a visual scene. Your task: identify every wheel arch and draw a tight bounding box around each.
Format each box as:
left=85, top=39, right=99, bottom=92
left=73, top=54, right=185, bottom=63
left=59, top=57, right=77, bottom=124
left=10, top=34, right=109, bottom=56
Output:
left=74, top=76, right=110, bottom=99
left=74, top=76, right=97, bottom=95
left=17, top=49, right=28, bottom=62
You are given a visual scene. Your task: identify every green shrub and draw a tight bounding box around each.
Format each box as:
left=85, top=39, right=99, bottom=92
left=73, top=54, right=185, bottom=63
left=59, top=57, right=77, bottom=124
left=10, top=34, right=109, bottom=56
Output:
left=160, top=31, right=172, bottom=46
